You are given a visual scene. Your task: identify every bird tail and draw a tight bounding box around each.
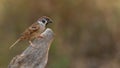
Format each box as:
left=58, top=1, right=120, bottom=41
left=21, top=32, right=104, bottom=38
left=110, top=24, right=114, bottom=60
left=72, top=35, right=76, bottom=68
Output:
left=9, top=39, right=21, bottom=49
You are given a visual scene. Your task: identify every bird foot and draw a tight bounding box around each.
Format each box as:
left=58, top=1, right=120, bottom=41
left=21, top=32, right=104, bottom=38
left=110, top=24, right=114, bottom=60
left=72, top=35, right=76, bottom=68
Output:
left=29, top=41, right=38, bottom=49
left=37, top=35, right=44, bottom=39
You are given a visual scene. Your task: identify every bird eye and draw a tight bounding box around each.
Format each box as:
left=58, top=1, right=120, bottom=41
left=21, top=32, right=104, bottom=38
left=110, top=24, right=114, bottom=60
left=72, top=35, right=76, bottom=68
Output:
left=42, top=20, right=46, bottom=23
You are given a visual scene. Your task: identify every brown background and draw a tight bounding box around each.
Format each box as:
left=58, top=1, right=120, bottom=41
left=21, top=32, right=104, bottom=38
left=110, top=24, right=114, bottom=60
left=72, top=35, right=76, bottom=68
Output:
left=0, top=0, right=120, bottom=68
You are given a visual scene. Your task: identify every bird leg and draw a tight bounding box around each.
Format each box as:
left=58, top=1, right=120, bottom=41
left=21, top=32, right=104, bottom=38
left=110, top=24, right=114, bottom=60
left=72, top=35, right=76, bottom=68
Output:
left=29, top=41, right=39, bottom=49
left=37, top=35, right=44, bottom=39
left=29, top=41, right=36, bottom=48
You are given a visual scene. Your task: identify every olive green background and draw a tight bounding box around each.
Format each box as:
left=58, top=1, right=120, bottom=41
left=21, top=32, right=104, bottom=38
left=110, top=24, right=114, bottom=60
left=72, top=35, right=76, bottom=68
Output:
left=0, top=0, right=120, bottom=68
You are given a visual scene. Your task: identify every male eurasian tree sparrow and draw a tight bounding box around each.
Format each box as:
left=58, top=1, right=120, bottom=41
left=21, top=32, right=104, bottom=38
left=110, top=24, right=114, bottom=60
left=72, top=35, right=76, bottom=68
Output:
left=9, top=16, right=52, bottom=49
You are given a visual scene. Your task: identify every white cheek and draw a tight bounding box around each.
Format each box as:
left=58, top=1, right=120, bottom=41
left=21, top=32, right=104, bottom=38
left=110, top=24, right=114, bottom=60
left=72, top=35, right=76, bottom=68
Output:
left=37, top=21, right=45, bottom=26
left=38, top=21, right=42, bottom=24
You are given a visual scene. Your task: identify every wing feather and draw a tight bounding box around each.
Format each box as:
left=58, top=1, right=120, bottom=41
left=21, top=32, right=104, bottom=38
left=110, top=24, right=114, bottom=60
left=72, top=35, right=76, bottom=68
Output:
left=20, top=23, right=40, bottom=40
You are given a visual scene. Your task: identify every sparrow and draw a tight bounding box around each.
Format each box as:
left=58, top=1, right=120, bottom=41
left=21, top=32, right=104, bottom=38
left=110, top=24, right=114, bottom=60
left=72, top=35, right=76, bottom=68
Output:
left=9, top=16, right=52, bottom=49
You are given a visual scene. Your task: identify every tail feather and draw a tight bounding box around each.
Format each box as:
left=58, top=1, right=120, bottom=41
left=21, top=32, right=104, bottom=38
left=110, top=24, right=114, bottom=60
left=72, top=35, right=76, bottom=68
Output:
left=9, top=39, right=20, bottom=49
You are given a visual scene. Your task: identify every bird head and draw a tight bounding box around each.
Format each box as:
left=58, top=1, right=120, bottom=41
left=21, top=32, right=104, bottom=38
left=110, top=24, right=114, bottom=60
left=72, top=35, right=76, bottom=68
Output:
left=37, top=16, right=52, bottom=26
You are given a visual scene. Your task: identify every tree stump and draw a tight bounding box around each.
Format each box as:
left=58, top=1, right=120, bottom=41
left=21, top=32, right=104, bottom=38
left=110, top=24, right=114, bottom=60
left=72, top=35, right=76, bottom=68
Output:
left=8, top=28, right=54, bottom=68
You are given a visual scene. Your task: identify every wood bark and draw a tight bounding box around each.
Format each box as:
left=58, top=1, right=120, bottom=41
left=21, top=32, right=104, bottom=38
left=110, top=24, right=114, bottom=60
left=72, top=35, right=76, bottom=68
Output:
left=8, top=28, right=54, bottom=68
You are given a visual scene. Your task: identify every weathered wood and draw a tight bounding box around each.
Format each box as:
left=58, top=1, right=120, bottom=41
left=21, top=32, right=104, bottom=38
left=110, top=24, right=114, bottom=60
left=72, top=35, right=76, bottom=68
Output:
left=8, top=28, right=54, bottom=68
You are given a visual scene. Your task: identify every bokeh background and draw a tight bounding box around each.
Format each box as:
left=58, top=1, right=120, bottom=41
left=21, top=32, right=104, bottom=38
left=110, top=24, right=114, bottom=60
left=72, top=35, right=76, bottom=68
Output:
left=0, top=0, right=120, bottom=68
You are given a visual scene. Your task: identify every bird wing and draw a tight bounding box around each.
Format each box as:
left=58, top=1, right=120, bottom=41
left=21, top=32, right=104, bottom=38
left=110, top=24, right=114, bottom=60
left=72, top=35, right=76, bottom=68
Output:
left=9, top=23, right=40, bottom=49
left=20, top=23, right=40, bottom=39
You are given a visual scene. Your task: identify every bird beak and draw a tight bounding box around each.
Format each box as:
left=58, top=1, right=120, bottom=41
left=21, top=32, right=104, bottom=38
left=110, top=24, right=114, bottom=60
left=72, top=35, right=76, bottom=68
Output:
left=46, top=18, right=52, bottom=23
left=48, top=19, right=52, bottom=23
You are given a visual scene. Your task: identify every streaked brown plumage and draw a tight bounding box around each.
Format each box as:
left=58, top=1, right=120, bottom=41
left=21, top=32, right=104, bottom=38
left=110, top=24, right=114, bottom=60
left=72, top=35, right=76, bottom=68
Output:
left=21, top=22, right=42, bottom=40
left=9, top=16, right=52, bottom=49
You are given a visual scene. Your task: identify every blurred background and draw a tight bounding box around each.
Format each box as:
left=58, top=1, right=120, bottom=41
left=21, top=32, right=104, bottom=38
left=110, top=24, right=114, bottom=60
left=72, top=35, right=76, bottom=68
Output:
left=0, top=0, right=120, bottom=68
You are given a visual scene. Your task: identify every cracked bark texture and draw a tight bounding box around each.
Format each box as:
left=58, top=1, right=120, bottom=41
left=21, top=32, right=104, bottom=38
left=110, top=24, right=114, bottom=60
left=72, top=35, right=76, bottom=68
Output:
left=8, top=28, right=54, bottom=68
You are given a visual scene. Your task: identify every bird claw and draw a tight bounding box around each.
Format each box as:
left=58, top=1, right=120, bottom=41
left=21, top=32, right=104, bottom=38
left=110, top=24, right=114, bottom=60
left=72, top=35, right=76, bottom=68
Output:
left=37, top=35, right=44, bottom=39
left=29, top=41, right=38, bottom=49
